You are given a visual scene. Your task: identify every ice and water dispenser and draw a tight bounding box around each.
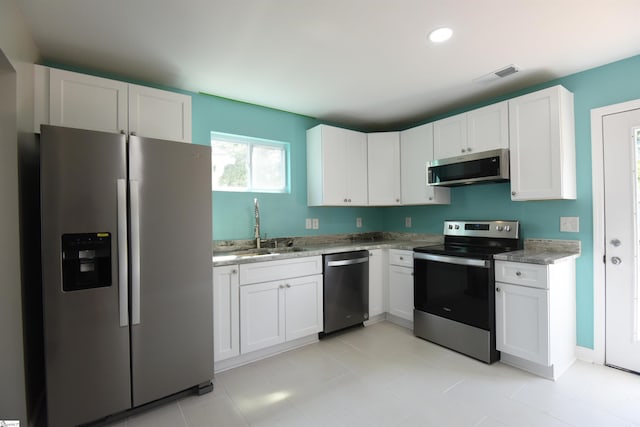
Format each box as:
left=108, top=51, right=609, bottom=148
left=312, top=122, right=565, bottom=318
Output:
left=61, top=233, right=112, bottom=291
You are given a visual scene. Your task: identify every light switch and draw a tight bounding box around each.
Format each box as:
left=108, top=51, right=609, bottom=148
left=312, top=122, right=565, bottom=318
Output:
left=305, top=218, right=312, bottom=229
left=356, top=217, right=362, bottom=228
left=560, top=216, right=579, bottom=232
left=405, top=217, right=412, bottom=228
left=312, top=218, right=319, bottom=229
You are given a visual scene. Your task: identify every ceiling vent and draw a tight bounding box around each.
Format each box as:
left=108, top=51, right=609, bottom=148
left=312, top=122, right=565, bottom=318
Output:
left=474, top=64, right=521, bottom=85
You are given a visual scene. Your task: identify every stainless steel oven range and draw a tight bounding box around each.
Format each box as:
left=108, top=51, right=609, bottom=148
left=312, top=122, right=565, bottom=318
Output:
left=413, top=220, right=521, bottom=363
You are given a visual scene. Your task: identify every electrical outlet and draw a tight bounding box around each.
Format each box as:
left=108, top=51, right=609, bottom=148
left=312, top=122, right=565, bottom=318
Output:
left=305, top=218, right=312, bottom=229
left=356, top=217, right=362, bottom=228
left=560, top=216, right=579, bottom=232
left=312, top=218, right=319, bottom=229
left=405, top=217, right=412, bottom=228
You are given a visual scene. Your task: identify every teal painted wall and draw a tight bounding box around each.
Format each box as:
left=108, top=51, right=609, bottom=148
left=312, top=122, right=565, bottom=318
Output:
left=191, top=94, right=387, bottom=240
left=382, top=55, right=640, bottom=349
left=48, top=54, right=640, bottom=349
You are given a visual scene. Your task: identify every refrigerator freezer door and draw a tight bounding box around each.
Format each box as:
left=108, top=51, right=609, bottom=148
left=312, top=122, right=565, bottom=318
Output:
left=128, top=136, right=213, bottom=406
left=40, top=126, right=131, bottom=427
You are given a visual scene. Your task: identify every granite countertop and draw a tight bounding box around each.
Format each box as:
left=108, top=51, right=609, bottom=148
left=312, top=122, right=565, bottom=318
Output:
left=493, top=239, right=581, bottom=265
left=212, top=232, right=442, bottom=266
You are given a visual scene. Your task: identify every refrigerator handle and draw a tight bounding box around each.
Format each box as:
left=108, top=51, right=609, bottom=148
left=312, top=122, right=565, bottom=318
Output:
left=130, top=180, right=141, bottom=325
left=117, top=179, right=129, bottom=327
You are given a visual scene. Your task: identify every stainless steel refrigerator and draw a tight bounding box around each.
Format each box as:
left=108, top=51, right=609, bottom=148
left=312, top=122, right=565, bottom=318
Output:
left=40, top=125, right=213, bottom=427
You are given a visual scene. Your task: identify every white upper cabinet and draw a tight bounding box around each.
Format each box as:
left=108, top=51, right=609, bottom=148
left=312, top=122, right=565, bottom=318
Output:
left=399, top=123, right=450, bottom=205
left=128, top=84, right=192, bottom=142
left=367, top=132, right=401, bottom=206
left=433, top=101, right=509, bottom=160
left=35, top=65, right=192, bottom=143
left=433, top=112, right=467, bottom=159
left=307, top=124, right=368, bottom=206
left=48, top=67, right=128, bottom=134
left=509, top=85, right=576, bottom=201
left=467, top=101, right=509, bottom=153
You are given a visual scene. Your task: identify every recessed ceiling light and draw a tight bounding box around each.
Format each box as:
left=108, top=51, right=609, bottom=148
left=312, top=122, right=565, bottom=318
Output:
left=429, top=27, right=453, bottom=43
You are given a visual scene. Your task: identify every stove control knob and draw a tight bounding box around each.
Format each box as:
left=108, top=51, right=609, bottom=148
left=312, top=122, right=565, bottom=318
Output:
left=496, top=225, right=503, bottom=231
left=505, top=225, right=511, bottom=232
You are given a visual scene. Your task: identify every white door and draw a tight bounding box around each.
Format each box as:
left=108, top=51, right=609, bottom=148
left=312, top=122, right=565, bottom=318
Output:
left=240, top=281, right=285, bottom=354
left=604, top=107, right=640, bottom=372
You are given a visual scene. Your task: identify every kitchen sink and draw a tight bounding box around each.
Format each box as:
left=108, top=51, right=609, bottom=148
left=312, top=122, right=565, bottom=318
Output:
left=212, top=246, right=307, bottom=262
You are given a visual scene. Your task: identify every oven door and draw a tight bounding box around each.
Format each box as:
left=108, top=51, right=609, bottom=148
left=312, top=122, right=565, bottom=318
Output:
left=413, top=252, right=495, bottom=331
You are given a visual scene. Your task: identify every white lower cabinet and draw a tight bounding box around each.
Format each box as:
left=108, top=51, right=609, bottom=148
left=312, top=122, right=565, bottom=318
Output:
left=368, top=249, right=386, bottom=317
left=239, top=256, right=323, bottom=354
left=388, top=250, right=414, bottom=322
left=495, top=259, right=576, bottom=380
left=212, top=265, right=240, bottom=362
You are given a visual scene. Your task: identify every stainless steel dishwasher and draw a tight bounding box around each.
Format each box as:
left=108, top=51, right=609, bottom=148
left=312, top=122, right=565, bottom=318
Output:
left=322, top=250, right=369, bottom=334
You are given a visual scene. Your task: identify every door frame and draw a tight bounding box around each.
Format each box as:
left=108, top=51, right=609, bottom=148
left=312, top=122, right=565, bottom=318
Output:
left=591, top=98, right=640, bottom=365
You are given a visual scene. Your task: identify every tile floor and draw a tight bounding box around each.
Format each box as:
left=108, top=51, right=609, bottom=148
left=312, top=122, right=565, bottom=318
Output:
left=114, top=321, right=640, bottom=427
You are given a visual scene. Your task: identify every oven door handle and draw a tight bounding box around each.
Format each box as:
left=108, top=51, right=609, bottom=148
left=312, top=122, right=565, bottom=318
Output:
left=414, top=252, right=490, bottom=268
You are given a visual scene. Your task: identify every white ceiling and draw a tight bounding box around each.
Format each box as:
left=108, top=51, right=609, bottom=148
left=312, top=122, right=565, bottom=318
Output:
left=17, top=0, right=640, bottom=130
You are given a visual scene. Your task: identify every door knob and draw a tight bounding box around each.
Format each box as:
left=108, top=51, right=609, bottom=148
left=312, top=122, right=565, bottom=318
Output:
left=611, top=256, right=622, bottom=265
left=610, top=239, right=621, bottom=247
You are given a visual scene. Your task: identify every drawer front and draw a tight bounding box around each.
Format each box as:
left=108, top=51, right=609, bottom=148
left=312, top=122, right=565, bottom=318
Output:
left=389, top=249, right=413, bottom=267
left=495, top=261, right=548, bottom=289
left=240, top=256, right=322, bottom=285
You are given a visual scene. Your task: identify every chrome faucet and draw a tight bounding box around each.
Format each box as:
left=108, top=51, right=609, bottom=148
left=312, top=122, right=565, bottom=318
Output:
left=254, top=198, right=261, bottom=248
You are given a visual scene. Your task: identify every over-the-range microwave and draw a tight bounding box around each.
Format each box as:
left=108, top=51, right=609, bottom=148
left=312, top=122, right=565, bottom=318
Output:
left=427, top=148, right=510, bottom=187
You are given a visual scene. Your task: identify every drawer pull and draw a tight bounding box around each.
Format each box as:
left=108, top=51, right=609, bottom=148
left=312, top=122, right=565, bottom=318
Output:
left=516, top=271, right=522, bottom=276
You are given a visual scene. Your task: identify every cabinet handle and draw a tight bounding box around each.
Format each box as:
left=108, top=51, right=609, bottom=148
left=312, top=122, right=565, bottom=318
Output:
left=344, top=198, right=348, bottom=202
left=120, top=129, right=126, bottom=134
left=130, top=131, right=137, bottom=136
left=399, top=256, right=404, bottom=260
left=279, top=284, right=284, bottom=289
left=496, top=287, right=501, bottom=292
left=428, top=197, right=433, bottom=201
left=511, top=191, right=516, bottom=196
left=467, top=147, right=472, bottom=152
left=396, top=198, right=400, bottom=203
left=348, top=198, right=352, bottom=202
left=516, top=271, right=522, bottom=276
left=286, top=283, right=291, bottom=288
left=231, top=269, right=237, bottom=274
left=461, top=148, right=466, bottom=153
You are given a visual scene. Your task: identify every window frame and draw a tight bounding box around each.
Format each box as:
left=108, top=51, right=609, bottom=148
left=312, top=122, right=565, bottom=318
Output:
left=210, top=131, right=290, bottom=193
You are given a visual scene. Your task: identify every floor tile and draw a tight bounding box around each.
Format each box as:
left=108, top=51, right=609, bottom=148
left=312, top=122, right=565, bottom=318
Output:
left=113, top=321, right=640, bottom=427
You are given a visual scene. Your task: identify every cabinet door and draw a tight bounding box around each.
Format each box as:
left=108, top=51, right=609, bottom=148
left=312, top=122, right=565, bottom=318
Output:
left=509, top=86, right=576, bottom=201
left=388, top=265, right=414, bottom=321
left=49, top=68, right=128, bottom=134
left=495, top=282, right=549, bottom=365
left=319, top=126, right=350, bottom=205
left=433, top=112, right=467, bottom=159
left=400, top=123, right=451, bottom=205
left=284, top=274, right=323, bottom=341
left=240, top=281, right=285, bottom=354
left=129, top=84, right=192, bottom=143
left=368, top=249, right=386, bottom=317
left=345, top=130, right=369, bottom=205
left=467, top=101, right=509, bottom=153
left=213, top=265, right=239, bottom=362
left=367, top=132, right=401, bottom=205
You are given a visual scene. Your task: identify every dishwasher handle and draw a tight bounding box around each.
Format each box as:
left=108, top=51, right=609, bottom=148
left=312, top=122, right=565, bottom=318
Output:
left=326, top=256, right=369, bottom=267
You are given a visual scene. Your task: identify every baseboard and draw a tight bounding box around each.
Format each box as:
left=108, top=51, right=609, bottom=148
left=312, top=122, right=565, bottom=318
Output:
left=364, top=313, right=387, bottom=326
left=214, top=335, right=318, bottom=373
left=576, top=345, right=600, bottom=364
left=385, top=313, right=413, bottom=330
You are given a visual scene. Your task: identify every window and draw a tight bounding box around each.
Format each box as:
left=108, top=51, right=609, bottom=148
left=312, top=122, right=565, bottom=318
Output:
left=211, top=132, right=289, bottom=193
